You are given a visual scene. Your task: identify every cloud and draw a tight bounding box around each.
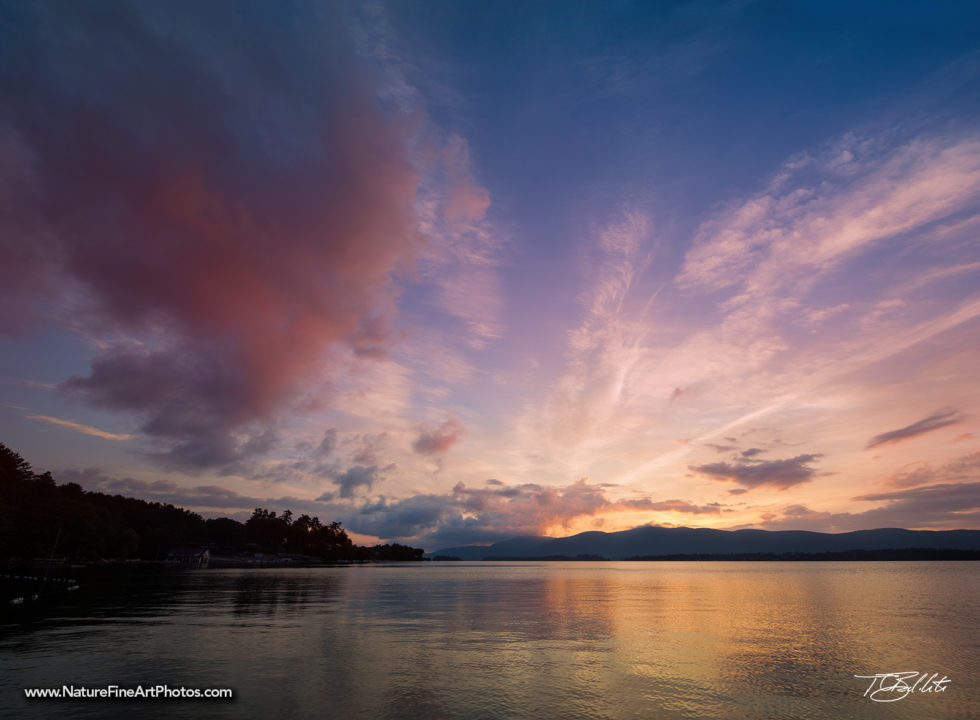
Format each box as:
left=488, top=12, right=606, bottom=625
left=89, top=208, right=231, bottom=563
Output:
left=517, top=211, right=653, bottom=469
left=57, top=467, right=266, bottom=508
left=58, top=468, right=176, bottom=493
left=866, top=410, right=964, bottom=450
left=755, top=482, right=980, bottom=532
left=352, top=432, right=389, bottom=465
left=0, top=3, right=434, bottom=469
left=412, top=417, right=466, bottom=456
left=416, top=134, right=504, bottom=350
left=691, top=453, right=822, bottom=490
left=886, top=451, right=980, bottom=489
left=676, top=135, right=980, bottom=298
left=26, top=413, right=132, bottom=441
left=441, top=135, right=491, bottom=225
left=324, top=464, right=388, bottom=500
left=52, top=466, right=730, bottom=548
left=741, top=448, right=765, bottom=458
left=615, top=131, right=980, bottom=487
left=15, top=380, right=57, bottom=391
left=315, top=429, right=338, bottom=458
left=351, top=477, right=728, bottom=547
left=434, top=268, right=504, bottom=350
left=641, top=499, right=724, bottom=515
left=108, top=478, right=179, bottom=493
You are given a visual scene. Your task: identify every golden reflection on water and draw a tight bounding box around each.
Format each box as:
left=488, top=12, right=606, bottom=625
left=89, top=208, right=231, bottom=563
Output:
left=330, top=562, right=978, bottom=719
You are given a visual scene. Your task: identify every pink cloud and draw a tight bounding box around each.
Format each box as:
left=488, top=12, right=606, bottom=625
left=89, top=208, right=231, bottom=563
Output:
left=676, top=135, right=980, bottom=297
left=1, top=5, right=428, bottom=468
left=413, top=417, right=466, bottom=456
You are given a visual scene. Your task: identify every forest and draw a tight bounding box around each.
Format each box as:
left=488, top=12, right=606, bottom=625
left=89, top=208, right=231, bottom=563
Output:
left=0, top=442, right=423, bottom=563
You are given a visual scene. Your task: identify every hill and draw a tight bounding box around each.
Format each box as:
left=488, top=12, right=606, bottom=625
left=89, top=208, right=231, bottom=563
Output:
left=431, top=525, right=980, bottom=560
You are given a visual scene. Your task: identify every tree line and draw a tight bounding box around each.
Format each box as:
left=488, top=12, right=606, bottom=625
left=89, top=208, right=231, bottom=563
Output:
left=0, top=442, right=423, bottom=563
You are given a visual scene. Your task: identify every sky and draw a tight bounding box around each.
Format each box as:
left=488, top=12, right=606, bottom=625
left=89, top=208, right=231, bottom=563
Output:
left=1, top=0, right=979, bottom=550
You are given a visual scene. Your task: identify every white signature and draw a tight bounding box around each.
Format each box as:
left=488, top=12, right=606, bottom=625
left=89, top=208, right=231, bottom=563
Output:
left=854, top=672, right=950, bottom=702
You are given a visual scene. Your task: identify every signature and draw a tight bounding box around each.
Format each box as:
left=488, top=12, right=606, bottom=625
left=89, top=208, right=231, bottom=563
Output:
left=854, top=672, right=950, bottom=702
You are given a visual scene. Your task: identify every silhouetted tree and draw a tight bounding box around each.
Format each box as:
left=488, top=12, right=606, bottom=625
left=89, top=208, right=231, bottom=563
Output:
left=0, top=443, right=424, bottom=564
left=205, top=517, right=247, bottom=546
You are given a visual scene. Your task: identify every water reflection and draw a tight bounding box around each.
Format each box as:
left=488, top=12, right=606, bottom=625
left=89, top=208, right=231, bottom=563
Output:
left=1, top=562, right=977, bottom=719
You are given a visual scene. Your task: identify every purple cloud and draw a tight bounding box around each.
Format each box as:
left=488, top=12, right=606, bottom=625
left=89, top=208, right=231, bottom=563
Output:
left=315, top=429, right=338, bottom=458
left=328, top=465, right=384, bottom=500
left=755, top=482, right=980, bottom=532
left=412, top=417, right=466, bottom=456
left=866, top=410, right=964, bottom=450
left=691, top=454, right=822, bottom=490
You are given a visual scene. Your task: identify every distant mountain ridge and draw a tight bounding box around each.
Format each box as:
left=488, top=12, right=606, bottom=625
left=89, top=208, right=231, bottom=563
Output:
left=431, top=526, right=980, bottom=560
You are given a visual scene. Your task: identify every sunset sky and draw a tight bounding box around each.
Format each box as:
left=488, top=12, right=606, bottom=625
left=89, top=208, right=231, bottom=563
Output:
left=1, top=1, right=979, bottom=549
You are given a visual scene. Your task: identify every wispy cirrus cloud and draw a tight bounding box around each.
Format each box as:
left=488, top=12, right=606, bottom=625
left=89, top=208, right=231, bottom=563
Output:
left=866, top=409, right=964, bottom=450
left=609, top=128, right=980, bottom=491
left=517, top=211, right=654, bottom=472
left=676, top=135, right=980, bottom=300
left=417, top=135, right=505, bottom=351
left=26, top=414, right=132, bottom=441
left=658, top=134, right=980, bottom=431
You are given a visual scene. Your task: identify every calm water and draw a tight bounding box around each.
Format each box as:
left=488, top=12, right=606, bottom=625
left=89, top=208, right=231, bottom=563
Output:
left=1, top=562, right=977, bottom=719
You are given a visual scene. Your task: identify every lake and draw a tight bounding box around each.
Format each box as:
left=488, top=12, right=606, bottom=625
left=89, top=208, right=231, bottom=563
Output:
left=1, top=562, right=977, bottom=719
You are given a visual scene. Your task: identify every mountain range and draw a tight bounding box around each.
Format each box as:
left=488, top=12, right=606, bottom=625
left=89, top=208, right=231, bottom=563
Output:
left=431, top=526, right=980, bottom=560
